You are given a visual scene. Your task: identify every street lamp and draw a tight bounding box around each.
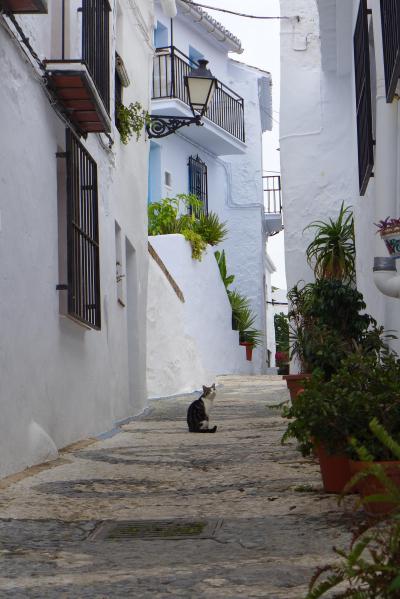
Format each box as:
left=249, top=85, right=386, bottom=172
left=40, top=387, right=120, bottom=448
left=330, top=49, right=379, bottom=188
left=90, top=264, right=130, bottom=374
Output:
left=147, top=59, right=217, bottom=139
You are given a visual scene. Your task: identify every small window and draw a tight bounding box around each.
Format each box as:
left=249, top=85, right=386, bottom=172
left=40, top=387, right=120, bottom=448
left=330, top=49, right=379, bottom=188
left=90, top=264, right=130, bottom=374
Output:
left=164, top=170, right=172, bottom=188
left=65, top=130, right=101, bottom=330
left=188, top=155, right=208, bottom=215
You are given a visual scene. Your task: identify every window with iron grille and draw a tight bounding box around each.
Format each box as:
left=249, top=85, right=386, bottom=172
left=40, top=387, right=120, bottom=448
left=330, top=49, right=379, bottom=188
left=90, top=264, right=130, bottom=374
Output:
left=188, top=155, right=208, bottom=215
left=354, top=0, right=374, bottom=196
left=380, top=0, right=400, bottom=102
left=82, top=0, right=111, bottom=113
left=66, top=130, right=101, bottom=330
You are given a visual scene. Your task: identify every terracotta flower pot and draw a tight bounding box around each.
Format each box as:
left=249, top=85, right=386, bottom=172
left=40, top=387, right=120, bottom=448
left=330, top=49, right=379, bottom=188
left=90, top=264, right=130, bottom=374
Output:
left=316, top=444, right=352, bottom=494
left=349, top=460, right=400, bottom=515
left=239, top=341, right=253, bottom=361
left=283, top=373, right=311, bottom=402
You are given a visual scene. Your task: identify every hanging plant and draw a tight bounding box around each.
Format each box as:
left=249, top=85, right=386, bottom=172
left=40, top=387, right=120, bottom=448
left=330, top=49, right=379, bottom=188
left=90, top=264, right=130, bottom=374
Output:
left=375, top=217, right=400, bottom=257
left=116, top=101, right=149, bottom=144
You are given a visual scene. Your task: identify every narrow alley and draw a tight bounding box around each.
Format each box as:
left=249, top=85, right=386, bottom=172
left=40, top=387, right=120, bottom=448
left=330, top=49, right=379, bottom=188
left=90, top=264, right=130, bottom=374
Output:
left=0, top=376, right=353, bottom=598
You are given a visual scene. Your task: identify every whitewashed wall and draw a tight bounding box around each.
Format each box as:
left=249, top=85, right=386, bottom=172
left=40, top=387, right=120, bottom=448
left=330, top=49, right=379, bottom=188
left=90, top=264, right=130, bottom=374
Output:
left=147, top=235, right=253, bottom=397
left=151, top=4, right=273, bottom=374
left=280, top=0, right=400, bottom=356
left=0, top=0, right=152, bottom=478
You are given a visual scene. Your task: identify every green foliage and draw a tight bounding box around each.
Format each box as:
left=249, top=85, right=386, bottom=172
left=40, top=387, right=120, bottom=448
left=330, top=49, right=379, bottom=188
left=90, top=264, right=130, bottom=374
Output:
left=274, top=312, right=289, bottom=354
left=281, top=350, right=400, bottom=459
left=305, top=201, right=355, bottom=283
left=182, top=229, right=207, bottom=261
left=192, top=212, right=228, bottom=246
left=148, top=194, right=226, bottom=261
left=287, top=279, right=380, bottom=378
left=306, top=424, right=400, bottom=599
left=214, top=250, right=235, bottom=290
left=226, top=289, right=263, bottom=348
left=116, top=102, right=149, bottom=144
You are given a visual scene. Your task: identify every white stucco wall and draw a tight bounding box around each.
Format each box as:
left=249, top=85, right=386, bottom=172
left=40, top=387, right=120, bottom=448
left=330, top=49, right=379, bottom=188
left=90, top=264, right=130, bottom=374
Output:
left=0, top=0, right=152, bottom=478
left=147, top=235, right=254, bottom=397
left=150, top=4, right=273, bottom=374
left=280, top=0, right=400, bottom=353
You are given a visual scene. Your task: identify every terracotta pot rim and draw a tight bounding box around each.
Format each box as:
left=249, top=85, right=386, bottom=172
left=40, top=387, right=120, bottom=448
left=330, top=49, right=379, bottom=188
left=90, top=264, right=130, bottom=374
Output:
left=283, top=373, right=311, bottom=381
left=380, top=227, right=400, bottom=236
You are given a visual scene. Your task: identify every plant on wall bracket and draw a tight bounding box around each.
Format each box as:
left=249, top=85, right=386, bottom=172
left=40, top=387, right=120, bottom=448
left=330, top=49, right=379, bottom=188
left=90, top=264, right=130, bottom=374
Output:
left=116, top=101, right=149, bottom=144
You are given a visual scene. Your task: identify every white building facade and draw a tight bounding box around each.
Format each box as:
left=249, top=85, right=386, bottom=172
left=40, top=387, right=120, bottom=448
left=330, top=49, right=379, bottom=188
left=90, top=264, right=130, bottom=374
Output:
left=280, top=0, right=400, bottom=353
left=0, top=0, right=153, bottom=478
left=148, top=0, right=276, bottom=375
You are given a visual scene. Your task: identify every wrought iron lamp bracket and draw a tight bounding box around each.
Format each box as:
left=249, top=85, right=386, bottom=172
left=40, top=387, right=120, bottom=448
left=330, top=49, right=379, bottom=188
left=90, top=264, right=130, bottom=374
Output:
left=146, top=114, right=202, bottom=139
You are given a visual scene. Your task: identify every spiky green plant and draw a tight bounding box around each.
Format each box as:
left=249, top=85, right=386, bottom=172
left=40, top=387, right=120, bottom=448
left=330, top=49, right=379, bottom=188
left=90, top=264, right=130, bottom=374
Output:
left=215, top=250, right=235, bottom=290
left=306, top=420, right=400, bottom=599
left=305, top=202, right=355, bottom=283
left=192, top=212, right=228, bottom=246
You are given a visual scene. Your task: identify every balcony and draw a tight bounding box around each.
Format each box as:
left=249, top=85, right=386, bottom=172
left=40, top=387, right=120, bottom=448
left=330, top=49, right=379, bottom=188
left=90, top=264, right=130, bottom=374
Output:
left=263, top=175, right=283, bottom=236
left=152, top=46, right=246, bottom=155
left=1, top=0, right=47, bottom=12
left=44, top=0, right=111, bottom=134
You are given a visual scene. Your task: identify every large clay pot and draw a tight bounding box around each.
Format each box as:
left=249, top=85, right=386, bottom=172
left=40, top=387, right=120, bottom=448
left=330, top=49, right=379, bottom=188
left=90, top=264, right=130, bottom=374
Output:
left=349, top=460, right=400, bottom=515
left=283, top=373, right=311, bottom=401
left=316, top=444, right=352, bottom=494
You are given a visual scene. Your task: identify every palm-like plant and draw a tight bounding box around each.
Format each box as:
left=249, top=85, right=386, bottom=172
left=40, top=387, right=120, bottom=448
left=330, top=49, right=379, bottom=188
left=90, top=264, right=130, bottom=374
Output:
left=192, top=211, right=228, bottom=246
left=305, top=202, right=355, bottom=283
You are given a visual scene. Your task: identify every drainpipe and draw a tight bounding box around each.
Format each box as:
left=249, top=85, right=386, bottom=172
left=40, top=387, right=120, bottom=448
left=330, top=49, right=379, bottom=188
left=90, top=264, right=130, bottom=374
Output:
left=371, top=0, right=400, bottom=297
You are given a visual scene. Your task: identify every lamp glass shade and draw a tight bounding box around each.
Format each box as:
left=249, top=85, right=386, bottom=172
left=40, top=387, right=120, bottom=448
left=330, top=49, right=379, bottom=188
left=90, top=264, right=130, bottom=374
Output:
left=185, top=59, right=217, bottom=117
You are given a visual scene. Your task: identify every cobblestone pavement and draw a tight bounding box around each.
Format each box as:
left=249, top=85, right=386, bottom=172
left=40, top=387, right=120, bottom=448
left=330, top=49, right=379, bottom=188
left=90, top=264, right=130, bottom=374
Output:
left=0, top=376, right=355, bottom=598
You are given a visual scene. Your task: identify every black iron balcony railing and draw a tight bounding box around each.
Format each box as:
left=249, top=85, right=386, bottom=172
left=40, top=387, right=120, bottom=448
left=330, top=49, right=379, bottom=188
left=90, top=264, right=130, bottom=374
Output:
left=263, top=175, right=282, bottom=214
left=152, top=46, right=245, bottom=142
left=380, top=0, right=400, bottom=103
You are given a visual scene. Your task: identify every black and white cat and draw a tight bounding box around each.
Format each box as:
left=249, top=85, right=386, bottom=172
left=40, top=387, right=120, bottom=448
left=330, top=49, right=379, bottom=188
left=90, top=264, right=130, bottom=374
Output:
left=187, top=384, right=217, bottom=433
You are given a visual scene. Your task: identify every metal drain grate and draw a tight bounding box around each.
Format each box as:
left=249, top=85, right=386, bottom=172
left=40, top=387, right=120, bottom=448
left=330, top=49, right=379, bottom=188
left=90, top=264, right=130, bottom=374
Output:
left=89, top=518, right=223, bottom=541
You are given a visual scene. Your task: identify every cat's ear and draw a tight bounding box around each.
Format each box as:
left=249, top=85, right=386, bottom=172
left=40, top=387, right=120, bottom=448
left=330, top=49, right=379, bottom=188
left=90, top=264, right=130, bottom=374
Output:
left=212, top=383, right=216, bottom=390
left=202, top=385, right=207, bottom=393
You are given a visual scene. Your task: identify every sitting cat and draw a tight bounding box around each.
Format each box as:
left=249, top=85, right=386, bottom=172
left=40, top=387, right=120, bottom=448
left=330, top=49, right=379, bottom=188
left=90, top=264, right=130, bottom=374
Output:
left=187, top=384, right=217, bottom=433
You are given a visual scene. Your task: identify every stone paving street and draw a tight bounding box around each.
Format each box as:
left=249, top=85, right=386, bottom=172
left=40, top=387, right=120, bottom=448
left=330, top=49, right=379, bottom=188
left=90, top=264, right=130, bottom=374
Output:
left=0, top=376, right=355, bottom=598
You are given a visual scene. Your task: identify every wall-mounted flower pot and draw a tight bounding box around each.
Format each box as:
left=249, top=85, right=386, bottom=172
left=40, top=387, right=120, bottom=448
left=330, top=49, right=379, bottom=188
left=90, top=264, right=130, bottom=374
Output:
left=283, top=373, right=311, bottom=401
left=316, top=444, right=352, bottom=494
left=380, top=227, right=400, bottom=257
left=239, top=341, right=253, bottom=361
left=349, top=460, right=400, bottom=515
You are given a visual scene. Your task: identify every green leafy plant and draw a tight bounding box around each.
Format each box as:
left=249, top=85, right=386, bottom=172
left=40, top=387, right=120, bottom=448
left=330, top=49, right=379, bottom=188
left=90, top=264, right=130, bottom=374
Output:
left=288, top=279, right=379, bottom=378
left=193, top=212, right=228, bottom=246
left=214, top=250, right=235, bottom=290
left=239, top=327, right=263, bottom=348
left=182, top=229, right=207, bottom=261
left=116, top=101, right=149, bottom=144
left=274, top=312, right=289, bottom=354
left=306, top=421, right=400, bottom=599
left=281, top=349, right=400, bottom=459
left=305, top=201, right=355, bottom=283
left=148, top=194, right=226, bottom=260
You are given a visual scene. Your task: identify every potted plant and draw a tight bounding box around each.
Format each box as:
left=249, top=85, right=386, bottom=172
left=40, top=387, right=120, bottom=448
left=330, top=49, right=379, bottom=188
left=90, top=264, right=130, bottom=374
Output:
left=375, top=217, right=400, bottom=257
left=282, top=340, right=395, bottom=494
left=306, top=424, right=400, bottom=598
left=275, top=351, right=289, bottom=375
left=239, top=328, right=263, bottom=361
left=284, top=203, right=357, bottom=397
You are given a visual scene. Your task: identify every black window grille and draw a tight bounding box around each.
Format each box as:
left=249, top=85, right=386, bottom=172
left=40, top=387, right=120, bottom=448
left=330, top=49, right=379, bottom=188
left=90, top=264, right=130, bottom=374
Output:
left=66, top=130, right=101, bottom=330
left=188, top=155, right=208, bottom=215
left=354, top=0, right=374, bottom=196
left=115, top=55, right=122, bottom=125
left=82, top=0, right=111, bottom=113
left=380, top=0, right=400, bottom=102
